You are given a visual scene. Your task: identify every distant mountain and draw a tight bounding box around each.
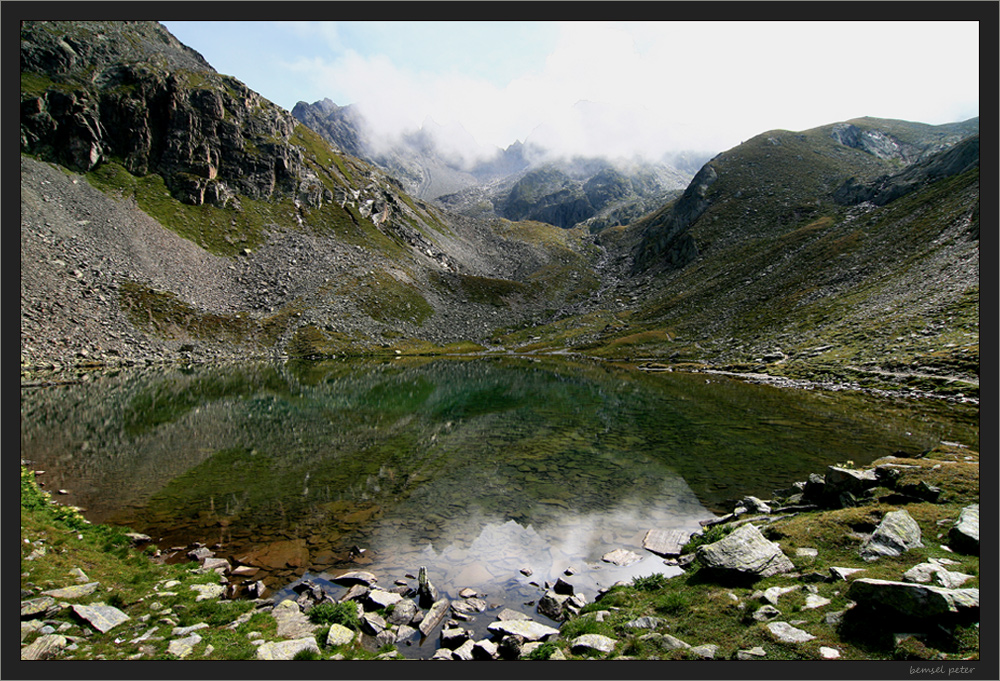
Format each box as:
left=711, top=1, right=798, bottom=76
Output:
left=20, top=20, right=979, bottom=401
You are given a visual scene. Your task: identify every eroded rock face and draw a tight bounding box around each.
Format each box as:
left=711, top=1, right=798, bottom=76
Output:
left=695, top=523, right=795, bottom=580
left=20, top=21, right=314, bottom=206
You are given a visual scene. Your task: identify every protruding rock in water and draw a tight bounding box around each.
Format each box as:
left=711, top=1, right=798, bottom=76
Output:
left=553, top=577, right=575, bottom=595
left=440, top=626, right=471, bottom=649
left=494, top=607, right=532, bottom=622
left=847, top=578, right=979, bottom=620
left=642, top=528, right=691, bottom=557
left=601, top=548, right=644, bottom=567
left=472, top=639, right=499, bottom=660
left=387, top=598, right=418, bottom=626
left=418, top=598, right=451, bottom=637
left=570, top=633, right=617, bottom=655
left=735, top=496, right=772, bottom=515
left=948, top=504, right=979, bottom=554
left=487, top=619, right=560, bottom=642
left=695, top=523, right=795, bottom=580
left=859, top=509, right=923, bottom=561
left=417, top=566, right=438, bottom=608
left=366, top=588, right=403, bottom=610
left=537, top=589, right=586, bottom=621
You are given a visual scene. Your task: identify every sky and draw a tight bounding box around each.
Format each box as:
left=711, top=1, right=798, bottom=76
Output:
left=161, top=20, right=981, bottom=164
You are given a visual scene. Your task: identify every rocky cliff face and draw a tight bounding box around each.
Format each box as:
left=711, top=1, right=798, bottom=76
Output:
left=21, top=21, right=318, bottom=207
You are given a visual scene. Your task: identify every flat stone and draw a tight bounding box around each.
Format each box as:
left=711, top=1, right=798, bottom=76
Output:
left=190, top=583, right=225, bottom=601
left=761, top=585, right=800, bottom=605
left=71, top=603, right=129, bottom=633
left=903, top=562, right=973, bottom=589
left=20, top=634, right=67, bottom=660
left=231, top=565, right=260, bottom=577
left=172, top=622, right=210, bottom=636
left=459, top=588, right=478, bottom=598
left=271, top=599, right=317, bottom=639
left=495, top=608, right=532, bottom=621
left=820, top=646, right=841, bottom=659
left=860, top=509, right=923, bottom=561
left=366, top=588, right=403, bottom=609
left=736, top=646, right=767, bottom=659
left=847, top=579, right=980, bottom=619
left=487, top=619, right=560, bottom=642
left=795, top=548, right=818, bottom=559
left=167, top=633, right=202, bottom=658
left=803, top=594, right=831, bottom=610
left=625, top=616, right=662, bottom=630
left=766, top=621, right=816, bottom=643
left=602, top=548, right=644, bottom=567
left=361, top=611, right=387, bottom=634
left=829, top=566, right=865, bottom=581
left=255, top=636, right=320, bottom=660
left=41, top=582, right=99, bottom=599
left=570, top=633, right=617, bottom=655
left=21, top=596, right=57, bottom=618
left=642, top=528, right=691, bottom=557
left=326, top=623, right=355, bottom=647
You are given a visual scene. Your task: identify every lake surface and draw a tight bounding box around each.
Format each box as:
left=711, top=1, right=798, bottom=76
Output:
left=20, top=356, right=978, bottom=656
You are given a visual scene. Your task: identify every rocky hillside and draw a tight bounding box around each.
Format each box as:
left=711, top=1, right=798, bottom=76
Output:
left=21, top=21, right=979, bottom=404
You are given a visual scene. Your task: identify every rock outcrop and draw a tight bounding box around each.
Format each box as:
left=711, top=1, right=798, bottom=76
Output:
left=695, top=523, right=795, bottom=581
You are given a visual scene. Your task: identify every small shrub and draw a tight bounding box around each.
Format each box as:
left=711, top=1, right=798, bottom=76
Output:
left=681, top=524, right=735, bottom=554
left=307, top=601, right=359, bottom=629
left=632, top=573, right=670, bottom=591
left=653, top=590, right=690, bottom=615
left=293, top=648, right=322, bottom=661
left=526, top=642, right=558, bottom=660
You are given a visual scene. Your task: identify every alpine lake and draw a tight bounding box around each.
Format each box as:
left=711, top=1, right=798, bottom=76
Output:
left=20, top=355, right=979, bottom=658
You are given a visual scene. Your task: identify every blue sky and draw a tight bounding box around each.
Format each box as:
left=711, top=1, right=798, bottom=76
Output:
left=161, top=20, right=981, bottom=162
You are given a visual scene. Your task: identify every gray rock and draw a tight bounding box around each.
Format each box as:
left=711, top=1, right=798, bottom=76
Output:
left=766, top=621, right=816, bottom=643
left=394, top=624, right=418, bottom=643
left=326, top=623, right=354, bottom=647
left=487, top=619, right=560, bottom=641
left=472, top=639, right=499, bottom=660
left=271, top=600, right=317, bottom=639
left=949, top=504, right=979, bottom=554
left=40, top=582, right=100, bottom=599
left=860, top=509, right=923, bottom=561
left=417, top=566, right=438, bottom=608
left=570, top=633, right=617, bottom=655
left=903, top=562, right=973, bottom=589
left=737, top=496, right=772, bottom=515
left=452, top=639, right=476, bottom=660
left=21, top=596, right=58, bottom=618
left=695, top=524, right=795, bottom=579
left=824, top=466, right=879, bottom=495
left=418, top=598, right=451, bottom=636
left=387, top=598, right=417, bottom=625
left=495, top=607, right=532, bottom=621
left=803, top=594, right=831, bottom=610
left=847, top=578, right=979, bottom=619
left=361, top=611, right=387, bottom=635
left=689, top=643, right=719, bottom=659
left=760, top=585, right=800, bottom=605
left=172, top=622, right=209, bottom=636
left=626, top=615, right=662, bottom=630
left=440, top=626, right=470, bottom=649
left=71, top=603, right=129, bottom=633
left=820, top=646, right=841, bottom=659
left=167, top=633, right=202, bottom=658
left=20, top=634, right=67, bottom=660
left=642, top=528, right=691, bottom=557
left=736, top=646, right=767, bottom=660
left=255, top=636, right=320, bottom=660
left=752, top=604, right=782, bottom=622
left=190, top=583, right=226, bottom=601
left=602, top=548, right=644, bottom=566
left=366, top=588, right=403, bottom=610
left=554, top=577, right=575, bottom=595
left=829, top=566, right=865, bottom=581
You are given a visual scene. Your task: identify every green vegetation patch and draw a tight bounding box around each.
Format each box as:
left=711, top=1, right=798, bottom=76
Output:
left=430, top=271, right=530, bottom=307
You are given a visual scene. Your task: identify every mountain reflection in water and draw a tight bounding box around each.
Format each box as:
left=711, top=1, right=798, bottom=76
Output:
left=20, top=356, right=977, bottom=607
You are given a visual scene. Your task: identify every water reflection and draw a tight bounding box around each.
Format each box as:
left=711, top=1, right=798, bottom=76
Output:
left=20, top=356, right=977, bottom=609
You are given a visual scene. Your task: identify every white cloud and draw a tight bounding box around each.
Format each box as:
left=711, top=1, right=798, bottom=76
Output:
left=284, top=20, right=980, bottom=165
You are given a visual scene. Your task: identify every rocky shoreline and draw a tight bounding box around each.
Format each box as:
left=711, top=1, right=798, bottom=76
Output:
left=21, top=443, right=980, bottom=662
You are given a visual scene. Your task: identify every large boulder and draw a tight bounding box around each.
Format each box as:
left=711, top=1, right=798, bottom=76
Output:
left=859, top=509, right=923, bottom=561
left=948, top=504, right=979, bottom=554
left=847, top=578, right=979, bottom=620
left=695, top=524, right=794, bottom=580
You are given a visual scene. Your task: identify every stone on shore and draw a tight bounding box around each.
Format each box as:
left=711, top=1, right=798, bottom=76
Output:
left=326, top=623, right=355, bottom=647
left=255, top=636, right=320, bottom=660
left=695, top=523, right=794, bottom=580
left=487, top=619, right=560, bottom=642
left=948, top=504, right=979, bottom=554
left=860, top=509, right=923, bottom=561
left=846, top=578, right=979, bottom=619
left=642, top=529, right=690, bottom=557
left=71, top=602, right=129, bottom=633
left=570, top=633, right=617, bottom=655
left=418, top=598, right=451, bottom=636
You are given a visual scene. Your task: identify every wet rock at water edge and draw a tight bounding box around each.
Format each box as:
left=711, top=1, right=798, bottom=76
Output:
left=418, top=599, right=451, bottom=637
left=859, top=509, right=923, bottom=561
left=537, top=589, right=586, bottom=621
left=601, top=548, right=644, bottom=567
left=331, top=570, right=378, bottom=587
left=695, top=523, right=795, bottom=580
left=642, top=528, right=691, bottom=557
left=417, top=566, right=438, bottom=608
left=487, top=619, right=560, bottom=641
left=387, top=598, right=418, bottom=625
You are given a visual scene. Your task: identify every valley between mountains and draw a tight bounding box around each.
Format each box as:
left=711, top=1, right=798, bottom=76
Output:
left=21, top=20, right=979, bottom=403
